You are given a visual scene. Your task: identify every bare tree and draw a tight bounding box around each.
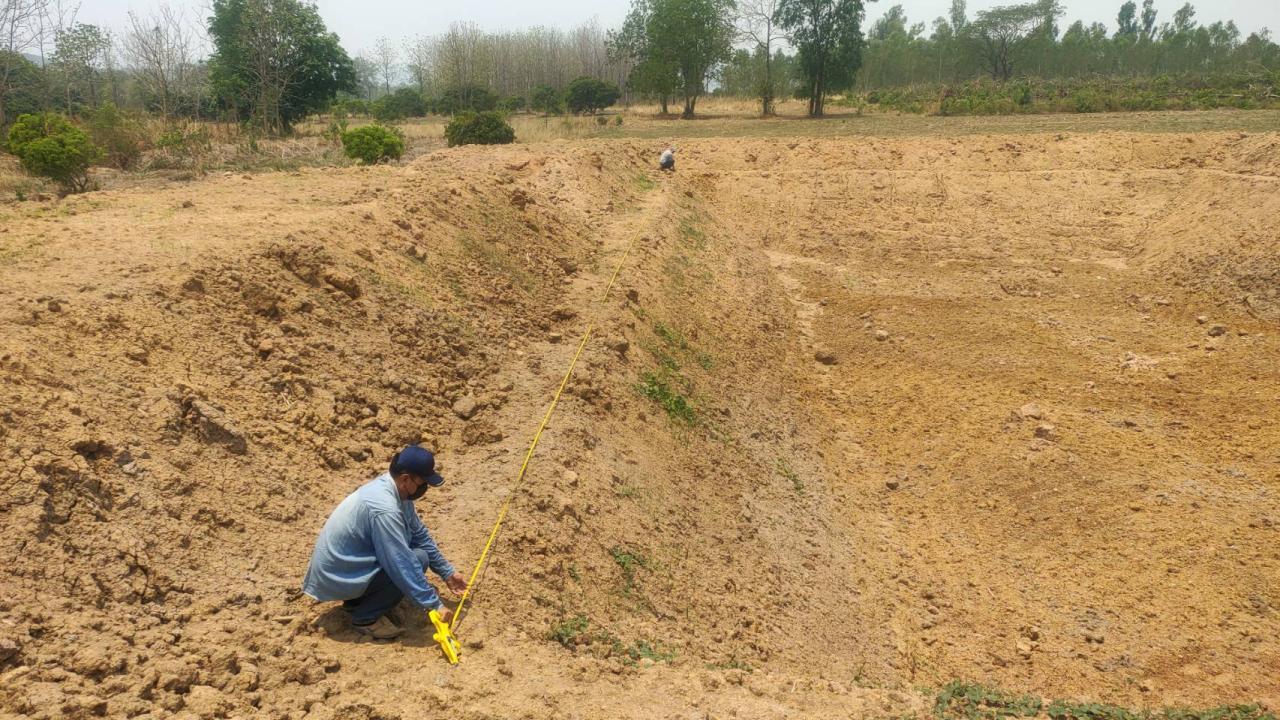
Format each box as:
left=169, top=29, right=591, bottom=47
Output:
left=404, top=34, right=435, bottom=95
left=0, top=0, right=51, bottom=124
left=738, top=0, right=790, bottom=114
left=122, top=3, right=194, bottom=119
left=373, top=35, right=396, bottom=96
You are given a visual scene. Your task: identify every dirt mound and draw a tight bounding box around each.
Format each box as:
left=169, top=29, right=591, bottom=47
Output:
left=1, top=130, right=1277, bottom=719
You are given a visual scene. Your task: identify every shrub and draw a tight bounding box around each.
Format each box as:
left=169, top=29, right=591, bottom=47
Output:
left=372, top=88, right=428, bottom=122
left=5, top=112, right=101, bottom=193
left=444, top=111, right=515, bottom=147
left=434, top=84, right=498, bottom=115
left=151, top=123, right=213, bottom=170
left=499, top=95, right=526, bottom=113
left=565, top=76, right=621, bottom=114
left=332, top=98, right=369, bottom=116
left=87, top=103, right=150, bottom=170
left=323, top=117, right=348, bottom=145
left=530, top=85, right=564, bottom=115
left=341, top=124, right=404, bottom=164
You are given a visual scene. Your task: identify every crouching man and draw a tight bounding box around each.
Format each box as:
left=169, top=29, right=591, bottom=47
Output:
left=302, top=445, right=467, bottom=639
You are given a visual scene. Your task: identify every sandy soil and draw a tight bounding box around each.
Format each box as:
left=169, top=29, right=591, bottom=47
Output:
left=0, top=126, right=1277, bottom=719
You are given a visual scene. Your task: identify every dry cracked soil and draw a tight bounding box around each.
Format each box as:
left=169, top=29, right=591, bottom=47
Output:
left=1, top=124, right=1278, bottom=720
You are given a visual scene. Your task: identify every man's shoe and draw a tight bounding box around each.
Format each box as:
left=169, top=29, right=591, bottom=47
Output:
left=352, top=616, right=404, bottom=640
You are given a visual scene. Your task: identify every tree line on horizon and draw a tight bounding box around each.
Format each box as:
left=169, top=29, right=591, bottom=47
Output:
left=1, top=0, right=1278, bottom=133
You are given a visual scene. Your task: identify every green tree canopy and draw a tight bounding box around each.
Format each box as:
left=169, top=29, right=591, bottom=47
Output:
left=967, top=2, right=1047, bottom=80
left=776, top=0, right=869, bottom=116
left=207, top=0, right=356, bottom=134
left=0, top=51, right=46, bottom=127
left=565, top=76, right=622, bottom=113
left=530, top=85, right=564, bottom=114
left=52, top=23, right=112, bottom=114
left=610, top=0, right=682, bottom=115
left=650, top=0, right=735, bottom=117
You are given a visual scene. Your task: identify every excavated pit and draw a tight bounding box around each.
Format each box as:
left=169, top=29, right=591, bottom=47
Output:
left=0, top=131, right=1277, bottom=719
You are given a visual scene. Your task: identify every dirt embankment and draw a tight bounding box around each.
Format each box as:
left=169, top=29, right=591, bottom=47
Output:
left=1, top=131, right=1278, bottom=719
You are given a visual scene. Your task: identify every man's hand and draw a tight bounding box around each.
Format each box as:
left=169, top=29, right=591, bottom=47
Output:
left=445, top=571, right=468, bottom=596
left=433, top=605, right=454, bottom=625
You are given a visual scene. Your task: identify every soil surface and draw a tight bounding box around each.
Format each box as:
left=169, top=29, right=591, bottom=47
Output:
left=1, top=129, right=1277, bottom=719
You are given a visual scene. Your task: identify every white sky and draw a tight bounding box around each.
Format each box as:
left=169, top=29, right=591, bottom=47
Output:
left=74, top=0, right=1280, bottom=57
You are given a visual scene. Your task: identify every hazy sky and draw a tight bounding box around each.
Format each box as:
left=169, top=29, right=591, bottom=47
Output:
left=75, top=0, right=1280, bottom=57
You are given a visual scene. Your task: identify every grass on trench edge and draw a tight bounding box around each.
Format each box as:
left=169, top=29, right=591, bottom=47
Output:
left=933, top=681, right=1276, bottom=720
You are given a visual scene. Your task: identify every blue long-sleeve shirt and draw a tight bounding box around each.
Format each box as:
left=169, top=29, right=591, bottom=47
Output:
left=302, top=473, right=455, bottom=610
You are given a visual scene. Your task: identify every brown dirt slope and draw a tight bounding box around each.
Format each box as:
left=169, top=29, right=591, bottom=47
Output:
left=1, top=130, right=1277, bottom=719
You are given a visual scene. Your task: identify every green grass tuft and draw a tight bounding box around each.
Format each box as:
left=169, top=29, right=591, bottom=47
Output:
left=549, top=614, right=589, bottom=647
left=637, top=371, right=697, bottom=425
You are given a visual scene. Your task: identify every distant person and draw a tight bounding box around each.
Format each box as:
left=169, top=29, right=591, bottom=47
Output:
left=302, top=445, right=467, bottom=639
left=659, top=146, right=675, bottom=171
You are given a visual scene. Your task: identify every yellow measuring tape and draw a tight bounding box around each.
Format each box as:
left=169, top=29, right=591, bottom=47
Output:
left=434, top=230, right=641, bottom=664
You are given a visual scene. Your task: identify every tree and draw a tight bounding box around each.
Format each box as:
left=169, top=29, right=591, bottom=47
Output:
left=565, top=75, right=620, bottom=113
left=404, top=34, right=434, bottom=95
left=966, top=2, right=1044, bottom=80
left=1, top=0, right=50, bottom=126
left=530, top=84, right=563, bottom=114
left=372, top=87, right=426, bottom=120
left=644, top=0, right=735, bottom=117
left=207, top=0, right=356, bottom=134
left=373, top=35, right=397, bottom=96
left=737, top=0, right=789, bottom=114
left=610, top=0, right=680, bottom=114
left=776, top=0, right=869, bottom=117
left=352, top=53, right=378, bottom=100
left=123, top=5, right=196, bottom=119
left=435, top=83, right=496, bottom=114
left=1139, top=0, right=1157, bottom=40
left=949, top=0, right=967, bottom=32
left=1116, top=1, right=1138, bottom=39
left=52, top=23, right=111, bottom=114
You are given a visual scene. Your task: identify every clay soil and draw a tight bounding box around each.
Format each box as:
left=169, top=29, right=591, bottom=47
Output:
left=1, top=119, right=1278, bottom=720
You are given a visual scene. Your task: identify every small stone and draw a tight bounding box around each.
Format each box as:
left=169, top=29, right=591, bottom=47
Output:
left=814, top=349, right=838, bottom=365
left=608, top=338, right=629, bottom=356
left=1207, top=324, right=1227, bottom=337
left=626, top=289, right=639, bottom=303
left=1019, top=402, right=1043, bottom=420
left=1196, top=315, right=1207, bottom=325
left=181, top=200, right=195, bottom=209
left=1034, top=423, right=1057, bottom=441
left=884, top=479, right=900, bottom=490
left=451, top=395, right=479, bottom=420
left=551, top=307, right=577, bottom=321
left=548, top=332, right=563, bottom=343
left=874, top=329, right=890, bottom=342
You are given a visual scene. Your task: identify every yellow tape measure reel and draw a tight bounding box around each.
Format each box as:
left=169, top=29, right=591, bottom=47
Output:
left=429, top=610, right=461, bottom=664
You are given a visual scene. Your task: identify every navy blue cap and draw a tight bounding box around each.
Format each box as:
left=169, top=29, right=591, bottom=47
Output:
left=390, top=445, right=444, bottom=487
